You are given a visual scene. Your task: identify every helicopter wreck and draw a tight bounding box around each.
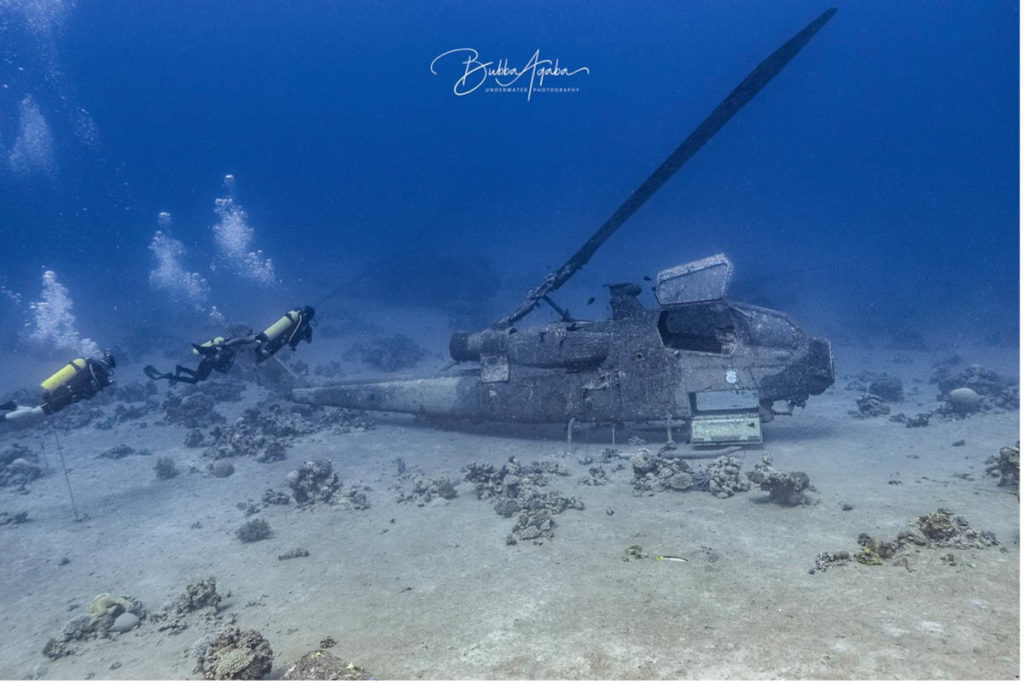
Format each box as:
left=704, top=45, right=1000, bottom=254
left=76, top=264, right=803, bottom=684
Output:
left=293, top=9, right=839, bottom=445
left=295, top=255, right=833, bottom=445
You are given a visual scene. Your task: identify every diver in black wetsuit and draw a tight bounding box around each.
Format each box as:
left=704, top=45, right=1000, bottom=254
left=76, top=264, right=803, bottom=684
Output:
left=144, top=306, right=315, bottom=386
left=144, top=335, right=254, bottom=385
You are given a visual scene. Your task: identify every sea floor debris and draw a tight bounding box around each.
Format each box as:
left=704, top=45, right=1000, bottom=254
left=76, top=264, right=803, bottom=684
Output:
left=630, top=445, right=701, bottom=494
left=201, top=403, right=372, bottom=463
left=810, top=508, right=999, bottom=574
left=464, top=457, right=581, bottom=544
left=0, top=443, right=43, bottom=488
left=933, top=363, right=1019, bottom=415
left=747, top=455, right=815, bottom=506
left=43, top=593, right=147, bottom=661
left=194, top=627, right=274, bottom=680
left=283, top=649, right=374, bottom=680
left=394, top=470, right=458, bottom=505
left=985, top=442, right=1019, bottom=491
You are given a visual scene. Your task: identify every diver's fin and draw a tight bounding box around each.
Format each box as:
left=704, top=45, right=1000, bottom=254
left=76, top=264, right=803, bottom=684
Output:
left=144, top=365, right=172, bottom=382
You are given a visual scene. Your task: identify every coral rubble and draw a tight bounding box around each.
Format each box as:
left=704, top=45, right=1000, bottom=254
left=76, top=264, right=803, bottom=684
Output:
left=985, top=442, right=1019, bottom=491
left=283, top=649, right=374, bottom=680
left=746, top=455, right=814, bottom=506
left=464, top=457, right=581, bottom=544
left=236, top=518, right=272, bottom=543
left=196, top=627, right=274, bottom=680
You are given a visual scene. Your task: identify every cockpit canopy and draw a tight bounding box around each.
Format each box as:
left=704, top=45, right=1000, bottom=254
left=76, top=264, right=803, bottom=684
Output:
left=655, top=254, right=733, bottom=306
left=654, top=254, right=806, bottom=354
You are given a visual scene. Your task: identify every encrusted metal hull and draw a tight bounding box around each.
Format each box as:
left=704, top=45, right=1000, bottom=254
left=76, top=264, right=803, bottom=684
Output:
left=293, top=294, right=834, bottom=427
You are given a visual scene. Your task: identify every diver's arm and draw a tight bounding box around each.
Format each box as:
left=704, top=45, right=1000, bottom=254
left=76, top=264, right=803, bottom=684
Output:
left=1, top=404, right=46, bottom=425
left=223, top=335, right=258, bottom=349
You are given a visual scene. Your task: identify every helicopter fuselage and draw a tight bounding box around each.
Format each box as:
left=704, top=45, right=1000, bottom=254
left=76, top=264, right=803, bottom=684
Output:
left=293, top=282, right=834, bottom=444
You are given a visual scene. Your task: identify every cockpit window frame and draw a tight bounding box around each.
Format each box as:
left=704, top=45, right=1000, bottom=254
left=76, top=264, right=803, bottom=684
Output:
left=728, top=303, right=805, bottom=350
left=655, top=301, right=742, bottom=356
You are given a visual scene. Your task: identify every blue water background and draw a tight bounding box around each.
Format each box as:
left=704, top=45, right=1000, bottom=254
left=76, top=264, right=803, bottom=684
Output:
left=0, top=0, right=1017, bottom=352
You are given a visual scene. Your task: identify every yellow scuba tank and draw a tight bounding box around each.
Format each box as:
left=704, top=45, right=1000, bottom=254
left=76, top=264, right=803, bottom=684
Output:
left=260, top=311, right=300, bottom=344
left=193, top=336, right=227, bottom=356
left=39, top=352, right=115, bottom=415
left=255, top=307, right=314, bottom=362
left=41, top=358, right=87, bottom=392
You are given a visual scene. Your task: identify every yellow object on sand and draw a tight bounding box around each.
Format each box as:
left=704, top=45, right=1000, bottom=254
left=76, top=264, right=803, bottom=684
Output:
left=654, top=555, right=688, bottom=563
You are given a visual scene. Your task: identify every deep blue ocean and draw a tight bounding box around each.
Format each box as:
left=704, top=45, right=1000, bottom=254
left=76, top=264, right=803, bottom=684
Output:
left=0, top=0, right=1018, bottom=356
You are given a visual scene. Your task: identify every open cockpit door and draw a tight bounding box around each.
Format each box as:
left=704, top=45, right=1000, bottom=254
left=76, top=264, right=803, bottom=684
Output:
left=655, top=254, right=733, bottom=306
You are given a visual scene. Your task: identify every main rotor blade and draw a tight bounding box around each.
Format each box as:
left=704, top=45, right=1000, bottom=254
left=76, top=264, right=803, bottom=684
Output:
left=492, top=7, right=837, bottom=330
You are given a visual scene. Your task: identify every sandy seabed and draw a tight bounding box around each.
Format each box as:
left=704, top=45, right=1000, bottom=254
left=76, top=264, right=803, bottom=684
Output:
left=0, top=333, right=1018, bottom=680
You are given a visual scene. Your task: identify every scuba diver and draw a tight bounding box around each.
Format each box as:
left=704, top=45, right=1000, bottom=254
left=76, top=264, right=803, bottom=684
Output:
left=144, top=335, right=254, bottom=385
left=253, top=306, right=315, bottom=362
left=144, top=306, right=315, bottom=386
left=1, top=351, right=116, bottom=425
